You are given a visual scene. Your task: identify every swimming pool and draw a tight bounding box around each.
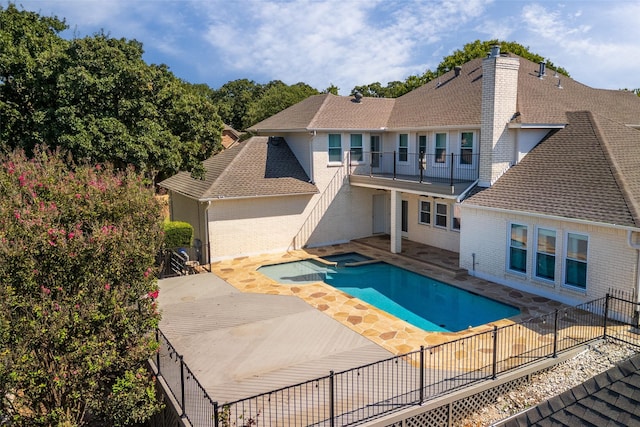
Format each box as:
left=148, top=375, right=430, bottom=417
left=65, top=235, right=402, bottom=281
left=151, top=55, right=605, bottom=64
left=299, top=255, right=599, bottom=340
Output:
left=258, top=255, right=520, bottom=333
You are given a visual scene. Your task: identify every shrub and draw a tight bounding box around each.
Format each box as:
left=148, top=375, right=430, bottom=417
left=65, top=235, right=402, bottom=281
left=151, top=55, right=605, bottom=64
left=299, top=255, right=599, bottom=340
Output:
left=0, top=147, right=164, bottom=426
left=163, top=220, right=193, bottom=248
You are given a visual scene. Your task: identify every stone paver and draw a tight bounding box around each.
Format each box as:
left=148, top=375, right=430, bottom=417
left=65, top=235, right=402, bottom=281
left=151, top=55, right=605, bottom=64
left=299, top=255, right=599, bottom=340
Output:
left=208, top=238, right=570, bottom=356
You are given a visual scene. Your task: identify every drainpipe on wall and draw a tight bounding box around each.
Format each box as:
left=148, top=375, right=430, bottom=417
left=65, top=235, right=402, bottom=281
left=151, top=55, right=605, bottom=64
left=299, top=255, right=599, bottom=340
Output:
left=628, top=231, right=640, bottom=320
left=204, top=201, right=212, bottom=265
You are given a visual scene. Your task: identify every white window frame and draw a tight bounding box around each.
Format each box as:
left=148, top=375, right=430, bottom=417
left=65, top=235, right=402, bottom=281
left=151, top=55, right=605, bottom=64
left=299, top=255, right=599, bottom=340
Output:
left=350, top=133, right=363, bottom=163
left=435, top=201, right=447, bottom=228
left=451, top=204, right=460, bottom=231
left=418, top=199, right=431, bottom=225
left=563, top=232, right=588, bottom=291
left=535, top=227, right=556, bottom=282
left=398, top=134, right=409, bottom=162
left=459, top=131, right=475, bottom=167
left=434, top=132, right=448, bottom=166
left=508, top=223, right=528, bottom=274
left=328, top=133, right=342, bottom=164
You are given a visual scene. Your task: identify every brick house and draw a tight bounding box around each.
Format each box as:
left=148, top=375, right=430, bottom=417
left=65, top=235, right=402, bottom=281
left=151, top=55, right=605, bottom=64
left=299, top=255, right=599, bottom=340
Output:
left=159, top=46, right=640, bottom=306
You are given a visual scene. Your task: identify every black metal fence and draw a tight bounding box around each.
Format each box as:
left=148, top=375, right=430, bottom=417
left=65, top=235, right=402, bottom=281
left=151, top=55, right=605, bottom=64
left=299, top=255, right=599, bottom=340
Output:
left=156, top=244, right=210, bottom=278
left=153, top=293, right=640, bottom=427
left=349, top=151, right=480, bottom=186
left=153, top=329, right=217, bottom=427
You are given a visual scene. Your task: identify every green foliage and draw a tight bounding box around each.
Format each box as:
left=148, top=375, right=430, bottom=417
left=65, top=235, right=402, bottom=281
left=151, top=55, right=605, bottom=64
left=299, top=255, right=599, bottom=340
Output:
left=163, top=220, right=193, bottom=248
left=242, top=81, right=319, bottom=128
left=0, top=147, right=164, bottom=426
left=351, top=40, right=570, bottom=98
left=212, top=79, right=320, bottom=130
left=0, top=4, right=223, bottom=184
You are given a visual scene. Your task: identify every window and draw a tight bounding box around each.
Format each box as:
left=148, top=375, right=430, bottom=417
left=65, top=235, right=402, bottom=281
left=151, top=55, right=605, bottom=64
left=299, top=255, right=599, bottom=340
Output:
left=536, top=228, right=556, bottom=281
left=435, top=202, right=447, bottom=228
left=565, top=233, right=588, bottom=289
left=418, top=135, right=427, bottom=156
left=460, top=132, right=474, bottom=165
left=401, top=200, right=408, bottom=232
left=419, top=200, right=431, bottom=225
left=418, top=135, right=427, bottom=170
left=328, top=134, right=342, bottom=163
left=435, top=133, right=447, bottom=163
left=399, top=134, right=408, bottom=162
left=509, top=224, right=527, bottom=273
left=452, top=204, right=460, bottom=231
left=350, top=134, right=363, bottom=162
left=370, top=135, right=381, bottom=168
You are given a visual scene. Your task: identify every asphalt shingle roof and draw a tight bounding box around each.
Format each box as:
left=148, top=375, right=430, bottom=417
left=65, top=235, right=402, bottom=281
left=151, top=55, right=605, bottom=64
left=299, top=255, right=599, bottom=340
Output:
left=498, top=353, right=640, bottom=427
left=249, top=55, right=640, bottom=132
left=158, top=136, right=318, bottom=200
left=465, top=111, right=640, bottom=228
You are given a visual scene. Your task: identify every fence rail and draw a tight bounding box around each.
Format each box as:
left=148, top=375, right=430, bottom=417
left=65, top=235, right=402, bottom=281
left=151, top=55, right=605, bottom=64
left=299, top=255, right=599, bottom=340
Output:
left=349, top=151, right=480, bottom=186
left=153, top=293, right=640, bottom=427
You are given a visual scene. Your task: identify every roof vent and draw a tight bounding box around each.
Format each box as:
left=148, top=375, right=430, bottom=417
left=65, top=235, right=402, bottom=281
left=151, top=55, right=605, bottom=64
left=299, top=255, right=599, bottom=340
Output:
left=353, top=91, right=363, bottom=103
left=557, top=79, right=563, bottom=89
left=489, top=45, right=500, bottom=58
left=538, top=61, right=546, bottom=79
left=454, top=66, right=462, bottom=77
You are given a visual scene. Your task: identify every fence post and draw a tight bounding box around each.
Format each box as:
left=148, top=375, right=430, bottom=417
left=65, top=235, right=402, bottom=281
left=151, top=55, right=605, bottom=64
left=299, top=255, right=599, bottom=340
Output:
left=419, top=346, right=425, bottom=404
left=603, top=293, right=610, bottom=338
left=180, top=355, right=186, bottom=417
left=552, top=310, right=559, bottom=358
left=491, top=326, right=498, bottom=379
left=329, top=370, right=335, bottom=427
left=156, top=329, right=161, bottom=375
left=213, top=401, right=219, bottom=427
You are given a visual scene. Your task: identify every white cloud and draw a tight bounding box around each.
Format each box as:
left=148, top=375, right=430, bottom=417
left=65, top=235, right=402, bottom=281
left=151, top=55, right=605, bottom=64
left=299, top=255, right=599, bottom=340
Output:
left=201, top=0, right=493, bottom=93
left=519, top=2, right=640, bottom=90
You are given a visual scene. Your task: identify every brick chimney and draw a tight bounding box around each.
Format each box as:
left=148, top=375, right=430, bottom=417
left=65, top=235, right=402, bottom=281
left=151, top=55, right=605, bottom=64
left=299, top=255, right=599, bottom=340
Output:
left=479, top=46, right=520, bottom=187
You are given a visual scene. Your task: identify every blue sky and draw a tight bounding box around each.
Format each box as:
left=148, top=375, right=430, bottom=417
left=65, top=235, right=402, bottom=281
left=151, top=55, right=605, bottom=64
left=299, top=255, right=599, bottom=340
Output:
left=12, top=0, right=640, bottom=94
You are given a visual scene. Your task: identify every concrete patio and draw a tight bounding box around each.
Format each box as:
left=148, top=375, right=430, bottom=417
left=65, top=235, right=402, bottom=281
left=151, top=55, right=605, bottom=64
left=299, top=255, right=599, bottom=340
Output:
left=158, top=237, right=571, bottom=405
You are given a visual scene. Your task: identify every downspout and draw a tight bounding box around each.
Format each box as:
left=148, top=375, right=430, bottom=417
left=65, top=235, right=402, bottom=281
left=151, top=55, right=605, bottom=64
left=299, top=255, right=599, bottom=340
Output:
left=204, top=200, right=212, bottom=265
left=628, top=230, right=640, bottom=319
left=309, top=130, right=316, bottom=184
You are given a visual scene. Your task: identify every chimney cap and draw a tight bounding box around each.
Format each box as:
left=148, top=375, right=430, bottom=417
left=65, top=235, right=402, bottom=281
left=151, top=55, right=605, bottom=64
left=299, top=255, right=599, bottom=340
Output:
left=489, top=45, right=501, bottom=58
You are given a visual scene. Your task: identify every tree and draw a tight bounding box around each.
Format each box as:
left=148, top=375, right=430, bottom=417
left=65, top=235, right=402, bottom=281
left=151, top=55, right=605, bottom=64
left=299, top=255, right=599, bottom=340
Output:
left=211, top=78, right=265, bottom=131
left=0, top=147, right=164, bottom=426
left=242, top=81, right=319, bottom=128
left=0, top=3, right=67, bottom=149
left=350, top=40, right=570, bottom=98
left=0, top=4, right=222, bottom=184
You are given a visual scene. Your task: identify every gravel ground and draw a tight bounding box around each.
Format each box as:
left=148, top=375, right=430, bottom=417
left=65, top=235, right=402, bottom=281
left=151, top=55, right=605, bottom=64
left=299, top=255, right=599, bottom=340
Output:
left=455, top=339, right=639, bottom=427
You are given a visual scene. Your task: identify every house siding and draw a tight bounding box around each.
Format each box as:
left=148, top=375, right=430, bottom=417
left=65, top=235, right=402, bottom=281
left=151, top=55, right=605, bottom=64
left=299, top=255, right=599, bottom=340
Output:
left=169, top=192, right=206, bottom=249
left=207, top=195, right=313, bottom=260
left=404, top=194, right=460, bottom=252
left=459, top=206, right=638, bottom=305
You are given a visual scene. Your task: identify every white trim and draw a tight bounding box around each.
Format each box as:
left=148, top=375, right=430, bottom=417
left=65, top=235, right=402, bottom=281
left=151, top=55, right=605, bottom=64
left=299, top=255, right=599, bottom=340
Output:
left=434, top=201, right=448, bottom=229
left=534, top=226, right=557, bottom=284
left=463, top=203, right=640, bottom=233
left=418, top=198, right=431, bottom=226
left=507, top=222, right=528, bottom=276
left=562, top=231, right=589, bottom=292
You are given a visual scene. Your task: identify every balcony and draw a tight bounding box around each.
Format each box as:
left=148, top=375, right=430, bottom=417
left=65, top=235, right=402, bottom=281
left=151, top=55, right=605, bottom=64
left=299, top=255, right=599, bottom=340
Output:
left=348, top=151, right=479, bottom=197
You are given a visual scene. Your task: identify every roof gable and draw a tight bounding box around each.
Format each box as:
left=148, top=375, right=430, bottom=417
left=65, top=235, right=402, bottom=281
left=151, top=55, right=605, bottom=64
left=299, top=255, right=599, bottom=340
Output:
left=465, top=111, right=640, bottom=228
left=249, top=93, right=395, bottom=132
left=158, top=136, right=318, bottom=200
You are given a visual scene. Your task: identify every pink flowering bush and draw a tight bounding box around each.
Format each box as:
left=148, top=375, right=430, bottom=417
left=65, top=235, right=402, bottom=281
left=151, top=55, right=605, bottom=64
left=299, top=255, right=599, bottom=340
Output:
left=0, top=148, right=164, bottom=426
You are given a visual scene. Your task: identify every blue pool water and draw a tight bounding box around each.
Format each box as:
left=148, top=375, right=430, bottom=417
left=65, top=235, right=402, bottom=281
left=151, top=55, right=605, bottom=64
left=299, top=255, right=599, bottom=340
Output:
left=258, top=256, right=520, bottom=333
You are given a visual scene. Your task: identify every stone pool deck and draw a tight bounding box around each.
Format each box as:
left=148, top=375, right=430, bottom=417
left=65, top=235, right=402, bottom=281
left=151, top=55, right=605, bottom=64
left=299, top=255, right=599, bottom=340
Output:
left=209, top=236, right=567, bottom=355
